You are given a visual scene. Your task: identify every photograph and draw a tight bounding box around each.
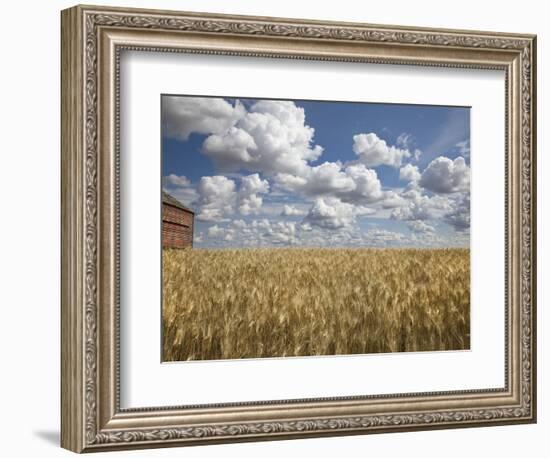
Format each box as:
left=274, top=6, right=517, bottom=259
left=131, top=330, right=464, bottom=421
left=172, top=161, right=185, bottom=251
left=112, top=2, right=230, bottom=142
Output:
left=161, top=95, right=471, bottom=362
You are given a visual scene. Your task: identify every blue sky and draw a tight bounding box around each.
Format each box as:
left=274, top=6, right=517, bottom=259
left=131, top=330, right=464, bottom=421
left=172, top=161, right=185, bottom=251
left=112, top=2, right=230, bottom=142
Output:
left=161, top=95, right=470, bottom=248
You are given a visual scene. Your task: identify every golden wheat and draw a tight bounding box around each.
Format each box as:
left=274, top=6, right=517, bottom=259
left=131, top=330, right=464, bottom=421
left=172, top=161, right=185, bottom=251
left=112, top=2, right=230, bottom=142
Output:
left=162, top=247, right=470, bottom=361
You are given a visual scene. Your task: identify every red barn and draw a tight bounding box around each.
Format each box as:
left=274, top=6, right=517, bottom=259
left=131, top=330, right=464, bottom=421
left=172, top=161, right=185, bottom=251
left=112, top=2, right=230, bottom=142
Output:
left=162, top=191, right=194, bottom=248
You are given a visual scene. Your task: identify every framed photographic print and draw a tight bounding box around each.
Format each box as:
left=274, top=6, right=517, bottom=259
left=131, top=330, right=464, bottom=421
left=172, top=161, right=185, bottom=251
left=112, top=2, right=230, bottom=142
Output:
left=61, top=4, right=537, bottom=453
left=160, top=95, right=472, bottom=362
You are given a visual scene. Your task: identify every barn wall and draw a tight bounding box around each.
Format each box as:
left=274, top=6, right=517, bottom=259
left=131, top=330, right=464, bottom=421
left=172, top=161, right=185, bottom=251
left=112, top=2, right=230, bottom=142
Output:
left=162, top=203, right=193, bottom=248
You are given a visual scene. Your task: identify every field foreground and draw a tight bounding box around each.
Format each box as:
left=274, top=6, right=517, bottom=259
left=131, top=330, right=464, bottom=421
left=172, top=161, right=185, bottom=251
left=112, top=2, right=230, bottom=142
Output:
left=163, top=248, right=470, bottom=361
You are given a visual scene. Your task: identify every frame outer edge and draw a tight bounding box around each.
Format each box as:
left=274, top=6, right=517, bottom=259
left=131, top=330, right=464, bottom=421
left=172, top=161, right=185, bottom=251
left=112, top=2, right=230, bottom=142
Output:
left=61, top=5, right=86, bottom=453
left=61, top=4, right=537, bottom=452
left=528, top=35, right=537, bottom=423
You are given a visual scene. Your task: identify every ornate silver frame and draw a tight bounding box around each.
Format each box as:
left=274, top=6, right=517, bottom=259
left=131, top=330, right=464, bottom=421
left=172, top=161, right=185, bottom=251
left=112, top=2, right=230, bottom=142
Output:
left=61, top=4, right=537, bottom=453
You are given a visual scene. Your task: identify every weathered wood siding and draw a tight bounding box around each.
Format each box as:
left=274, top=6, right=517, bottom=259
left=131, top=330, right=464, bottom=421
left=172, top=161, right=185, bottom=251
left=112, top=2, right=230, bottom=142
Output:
left=162, top=203, right=193, bottom=248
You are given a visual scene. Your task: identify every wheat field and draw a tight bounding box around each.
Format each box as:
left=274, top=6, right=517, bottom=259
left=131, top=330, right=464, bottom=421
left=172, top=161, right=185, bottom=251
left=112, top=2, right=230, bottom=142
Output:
left=162, top=247, right=470, bottom=361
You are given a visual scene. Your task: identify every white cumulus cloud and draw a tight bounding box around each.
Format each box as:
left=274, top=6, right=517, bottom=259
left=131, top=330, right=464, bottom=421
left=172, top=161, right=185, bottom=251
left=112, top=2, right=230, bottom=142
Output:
left=195, top=173, right=272, bottom=221
left=399, top=164, right=421, bottom=182
left=352, top=133, right=411, bottom=168
left=196, top=176, right=237, bottom=222
left=304, top=197, right=374, bottom=230
left=275, top=163, right=383, bottom=204
left=381, top=190, right=407, bottom=209
left=207, top=225, right=224, bottom=238
left=163, top=174, right=191, bottom=188
left=419, top=156, right=470, bottom=193
left=281, top=205, right=307, bottom=217
left=202, top=127, right=257, bottom=168
left=444, top=193, right=470, bottom=231
left=162, top=174, right=199, bottom=208
left=162, top=96, right=245, bottom=140
left=274, top=162, right=353, bottom=196
left=342, top=164, right=384, bottom=202
left=230, top=219, right=248, bottom=229
left=238, top=173, right=270, bottom=216
left=202, top=100, right=323, bottom=175
left=391, top=187, right=451, bottom=221
left=407, top=220, right=436, bottom=233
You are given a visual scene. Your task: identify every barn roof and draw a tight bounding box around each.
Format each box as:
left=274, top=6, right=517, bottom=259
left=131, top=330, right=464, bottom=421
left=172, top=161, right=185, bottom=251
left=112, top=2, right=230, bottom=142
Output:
left=162, top=191, right=194, bottom=213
